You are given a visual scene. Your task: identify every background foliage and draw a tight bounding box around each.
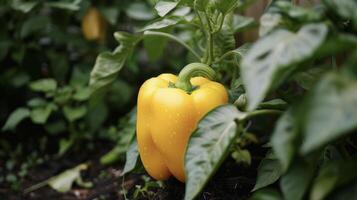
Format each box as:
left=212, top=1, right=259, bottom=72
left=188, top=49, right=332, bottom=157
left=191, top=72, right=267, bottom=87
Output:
left=1, top=0, right=357, bottom=200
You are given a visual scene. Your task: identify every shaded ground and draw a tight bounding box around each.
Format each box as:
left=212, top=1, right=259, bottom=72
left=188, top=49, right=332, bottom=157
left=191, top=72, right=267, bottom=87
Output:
left=0, top=143, right=265, bottom=200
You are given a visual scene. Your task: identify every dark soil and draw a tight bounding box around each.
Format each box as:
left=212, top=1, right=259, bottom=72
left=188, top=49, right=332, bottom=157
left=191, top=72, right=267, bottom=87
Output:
left=0, top=142, right=266, bottom=200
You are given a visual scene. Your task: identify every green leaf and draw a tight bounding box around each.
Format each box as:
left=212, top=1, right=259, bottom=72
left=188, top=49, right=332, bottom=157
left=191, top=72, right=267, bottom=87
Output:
left=271, top=110, right=298, bottom=171
left=73, top=87, right=91, bottom=101
left=231, top=43, right=251, bottom=58
left=29, top=78, right=57, bottom=93
left=213, top=0, right=239, bottom=14
left=126, top=3, right=155, bottom=20
left=99, top=7, right=120, bottom=25
left=258, top=99, right=288, bottom=110
left=86, top=103, right=108, bottom=132
left=48, top=164, right=88, bottom=193
left=45, top=120, right=66, bottom=135
left=30, top=104, right=56, bottom=124
left=54, top=86, right=73, bottom=105
left=20, top=16, right=49, bottom=38
left=194, top=0, right=209, bottom=11
left=316, top=33, right=357, bottom=58
left=259, top=1, right=322, bottom=35
left=144, top=33, right=168, bottom=62
left=2, top=108, right=30, bottom=131
left=100, top=145, right=127, bottom=165
left=250, top=188, right=283, bottom=200
left=259, top=13, right=283, bottom=36
left=58, top=138, right=74, bottom=156
left=142, top=27, right=174, bottom=62
left=63, top=105, right=87, bottom=122
left=27, top=98, right=47, bottom=108
left=294, top=67, right=327, bottom=90
left=122, top=139, right=140, bottom=175
left=140, top=17, right=182, bottom=31
left=185, top=105, right=246, bottom=200
left=232, top=14, right=256, bottom=33
left=274, top=1, right=321, bottom=22
left=231, top=149, right=251, bottom=166
left=280, top=160, right=315, bottom=200
left=253, top=152, right=283, bottom=191
left=11, top=0, right=38, bottom=13
left=45, top=0, right=82, bottom=11
left=155, top=1, right=178, bottom=17
left=241, top=23, right=328, bottom=111
left=310, top=158, right=357, bottom=200
left=89, top=32, right=141, bottom=94
left=323, top=0, right=357, bottom=30
left=301, top=73, right=357, bottom=154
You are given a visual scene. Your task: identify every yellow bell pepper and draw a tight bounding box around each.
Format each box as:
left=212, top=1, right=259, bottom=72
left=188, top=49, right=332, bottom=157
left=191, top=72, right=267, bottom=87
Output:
left=136, top=63, right=228, bottom=182
left=81, top=7, right=106, bottom=41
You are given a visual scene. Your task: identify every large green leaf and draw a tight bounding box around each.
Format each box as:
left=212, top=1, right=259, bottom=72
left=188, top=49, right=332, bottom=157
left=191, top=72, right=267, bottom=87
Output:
left=2, top=108, right=30, bottom=131
left=184, top=105, right=246, bottom=200
left=280, top=160, right=315, bottom=200
left=300, top=73, right=357, bottom=154
left=253, top=152, right=283, bottom=191
left=310, top=158, right=357, bottom=200
left=271, top=110, right=299, bottom=171
left=323, top=0, right=357, bottom=30
left=89, top=32, right=142, bottom=94
left=241, top=23, right=328, bottom=110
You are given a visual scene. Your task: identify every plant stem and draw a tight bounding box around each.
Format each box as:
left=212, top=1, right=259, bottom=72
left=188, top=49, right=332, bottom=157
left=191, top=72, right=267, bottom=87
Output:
left=204, top=12, right=214, bottom=66
left=207, top=33, right=213, bottom=65
left=245, top=109, right=283, bottom=119
left=195, top=11, right=208, bottom=63
left=144, top=31, right=201, bottom=61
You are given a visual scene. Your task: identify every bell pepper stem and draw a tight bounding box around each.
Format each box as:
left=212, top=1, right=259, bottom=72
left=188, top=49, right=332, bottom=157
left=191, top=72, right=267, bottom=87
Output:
left=175, top=63, right=216, bottom=91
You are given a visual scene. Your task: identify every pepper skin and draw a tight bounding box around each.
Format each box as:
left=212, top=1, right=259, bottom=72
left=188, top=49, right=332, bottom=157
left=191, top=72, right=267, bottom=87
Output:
left=137, top=73, right=228, bottom=182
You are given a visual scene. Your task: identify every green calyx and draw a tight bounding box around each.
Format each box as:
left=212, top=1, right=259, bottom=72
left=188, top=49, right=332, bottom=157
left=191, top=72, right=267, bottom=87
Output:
left=175, top=63, right=216, bottom=92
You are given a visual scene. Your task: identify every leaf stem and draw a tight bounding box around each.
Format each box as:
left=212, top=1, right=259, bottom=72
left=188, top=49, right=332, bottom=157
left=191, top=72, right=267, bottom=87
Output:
left=144, top=31, right=201, bottom=61
left=245, top=109, right=283, bottom=119
left=215, top=50, right=235, bottom=64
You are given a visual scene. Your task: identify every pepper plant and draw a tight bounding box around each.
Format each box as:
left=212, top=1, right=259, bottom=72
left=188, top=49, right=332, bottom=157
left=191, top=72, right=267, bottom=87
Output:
left=89, top=0, right=357, bottom=200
